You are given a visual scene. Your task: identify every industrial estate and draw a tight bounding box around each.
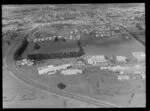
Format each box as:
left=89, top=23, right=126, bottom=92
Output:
left=3, top=4, right=145, bottom=108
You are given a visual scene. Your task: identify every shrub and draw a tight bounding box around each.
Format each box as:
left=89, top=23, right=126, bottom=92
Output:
left=33, top=43, right=40, bottom=50
left=57, top=83, right=66, bottom=90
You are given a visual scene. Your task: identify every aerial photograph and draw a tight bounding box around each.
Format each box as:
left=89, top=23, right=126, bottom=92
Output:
left=2, top=3, right=145, bottom=108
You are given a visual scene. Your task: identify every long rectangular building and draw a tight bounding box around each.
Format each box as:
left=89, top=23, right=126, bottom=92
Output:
left=61, top=69, right=82, bottom=75
left=38, top=63, right=73, bottom=75
left=86, top=55, right=108, bottom=65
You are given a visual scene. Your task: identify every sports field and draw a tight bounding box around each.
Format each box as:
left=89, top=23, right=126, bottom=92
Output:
left=22, top=40, right=79, bottom=59
left=81, top=34, right=145, bottom=57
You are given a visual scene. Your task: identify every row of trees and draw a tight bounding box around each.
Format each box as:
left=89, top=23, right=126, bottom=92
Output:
left=27, top=50, right=84, bottom=61
left=129, top=32, right=145, bottom=46
left=77, top=40, right=84, bottom=55
left=27, top=40, right=84, bottom=61
left=13, top=37, right=29, bottom=60
left=33, top=43, right=40, bottom=50
left=136, top=23, right=143, bottom=31
left=33, top=37, right=66, bottom=50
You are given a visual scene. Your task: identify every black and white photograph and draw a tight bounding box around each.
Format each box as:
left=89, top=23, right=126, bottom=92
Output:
left=2, top=3, right=145, bottom=108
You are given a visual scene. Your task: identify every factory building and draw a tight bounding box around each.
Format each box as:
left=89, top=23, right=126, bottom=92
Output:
left=86, top=55, right=108, bottom=65
left=61, top=69, right=82, bottom=75
left=116, top=56, right=127, bottom=63
left=38, top=63, right=72, bottom=75
left=38, top=65, right=55, bottom=75
left=117, top=75, right=130, bottom=81
left=74, top=61, right=85, bottom=66
left=132, top=52, right=145, bottom=62
left=100, top=65, right=129, bottom=73
left=56, top=64, right=73, bottom=70
left=17, top=59, right=34, bottom=66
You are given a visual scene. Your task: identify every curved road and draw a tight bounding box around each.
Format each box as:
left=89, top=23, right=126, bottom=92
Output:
left=4, top=39, right=121, bottom=108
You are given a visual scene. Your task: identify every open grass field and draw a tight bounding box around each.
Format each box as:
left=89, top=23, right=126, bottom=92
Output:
left=20, top=63, right=145, bottom=106
left=9, top=29, right=145, bottom=107
left=2, top=67, right=66, bottom=108
left=22, top=31, right=145, bottom=59
left=22, top=40, right=79, bottom=59
left=82, top=34, right=145, bottom=57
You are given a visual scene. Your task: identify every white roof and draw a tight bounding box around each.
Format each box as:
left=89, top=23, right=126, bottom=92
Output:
left=87, top=55, right=107, bottom=63
left=87, top=55, right=105, bottom=58
left=47, top=71, right=56, bottom=75
left=37, top=38, right=41, bottom=41
left=132, top=52, right=145, bottom=60
left=105, top=66, right=128, bottom=72
left=117, top=75, right=129, bottom=80
left=38, top=65, right=54, bottom=70
left=132, top=52, right=145, bottom=55
left=33, top=39, right=37, bottom=42
left=112, top=65, right=128, bottom=70
left=134, top=64, right=142, bottom=69
left=49, top=37, right=52, bottom=40
left=45, top=38, right=49, bottom=40
left=38, top=64, right=72, bottom=75
left=58, top=36, right=61, bottom=38
left=61, top=69, right=82, bottom=75
left=55, top=64, right=72, bottom=70
left=116, top=56, right=127, bottom=62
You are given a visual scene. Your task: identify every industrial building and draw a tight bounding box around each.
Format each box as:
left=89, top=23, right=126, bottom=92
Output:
left=56, top=64, right=73, bottom=70
left=74, top=61, right=85, bottom=66
left=38, top=63, right=73, bottom=75
left=17, top=58, right=34, bottom=66
left=61, top=69, right=82, bottom=75
left=100, top=65, right=129, bottom=73
left=86, top=55, right=108, bottom=65
left=132, top=52, right=145, bottom=62
left=38, top=65, right=55, bottom=75
left=117, top=75, right=130, bottom=81
left=33, top=37, right=53, bottom=42
left=116, top=56, right=127, bottom=63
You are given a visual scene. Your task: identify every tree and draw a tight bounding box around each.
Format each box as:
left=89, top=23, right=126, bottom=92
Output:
left=62, top=38, right=66, bottom=42
left=14, top=37, right=28, bottom=60
left=57, top=83, right=66, bottom=90
left=34, top=43, right=40, bottom=50
left=6, top=40, right=11, bottom=45
left=136, top=23, right=143, bottom=30
left=54, top=37, right=59, bottom=42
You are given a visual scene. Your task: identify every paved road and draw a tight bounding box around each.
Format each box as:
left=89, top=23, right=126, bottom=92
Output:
left=4, top=40, right=121, bottom=108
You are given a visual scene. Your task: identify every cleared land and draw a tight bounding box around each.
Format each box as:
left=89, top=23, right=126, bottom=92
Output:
left=15, top=32, right=145, bottom=107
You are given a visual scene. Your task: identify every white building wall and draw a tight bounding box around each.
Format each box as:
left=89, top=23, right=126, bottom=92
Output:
left=87, top=55, right=107, bottom=65
left=38, top=64, right=72, bottom=75
left=132, top=52, right=145, bottom=61
left=61, top=69, right=82, bottom=75
left=116, top=56, right=127, bottom=62
left=117, top=75, right=129, bottom=81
